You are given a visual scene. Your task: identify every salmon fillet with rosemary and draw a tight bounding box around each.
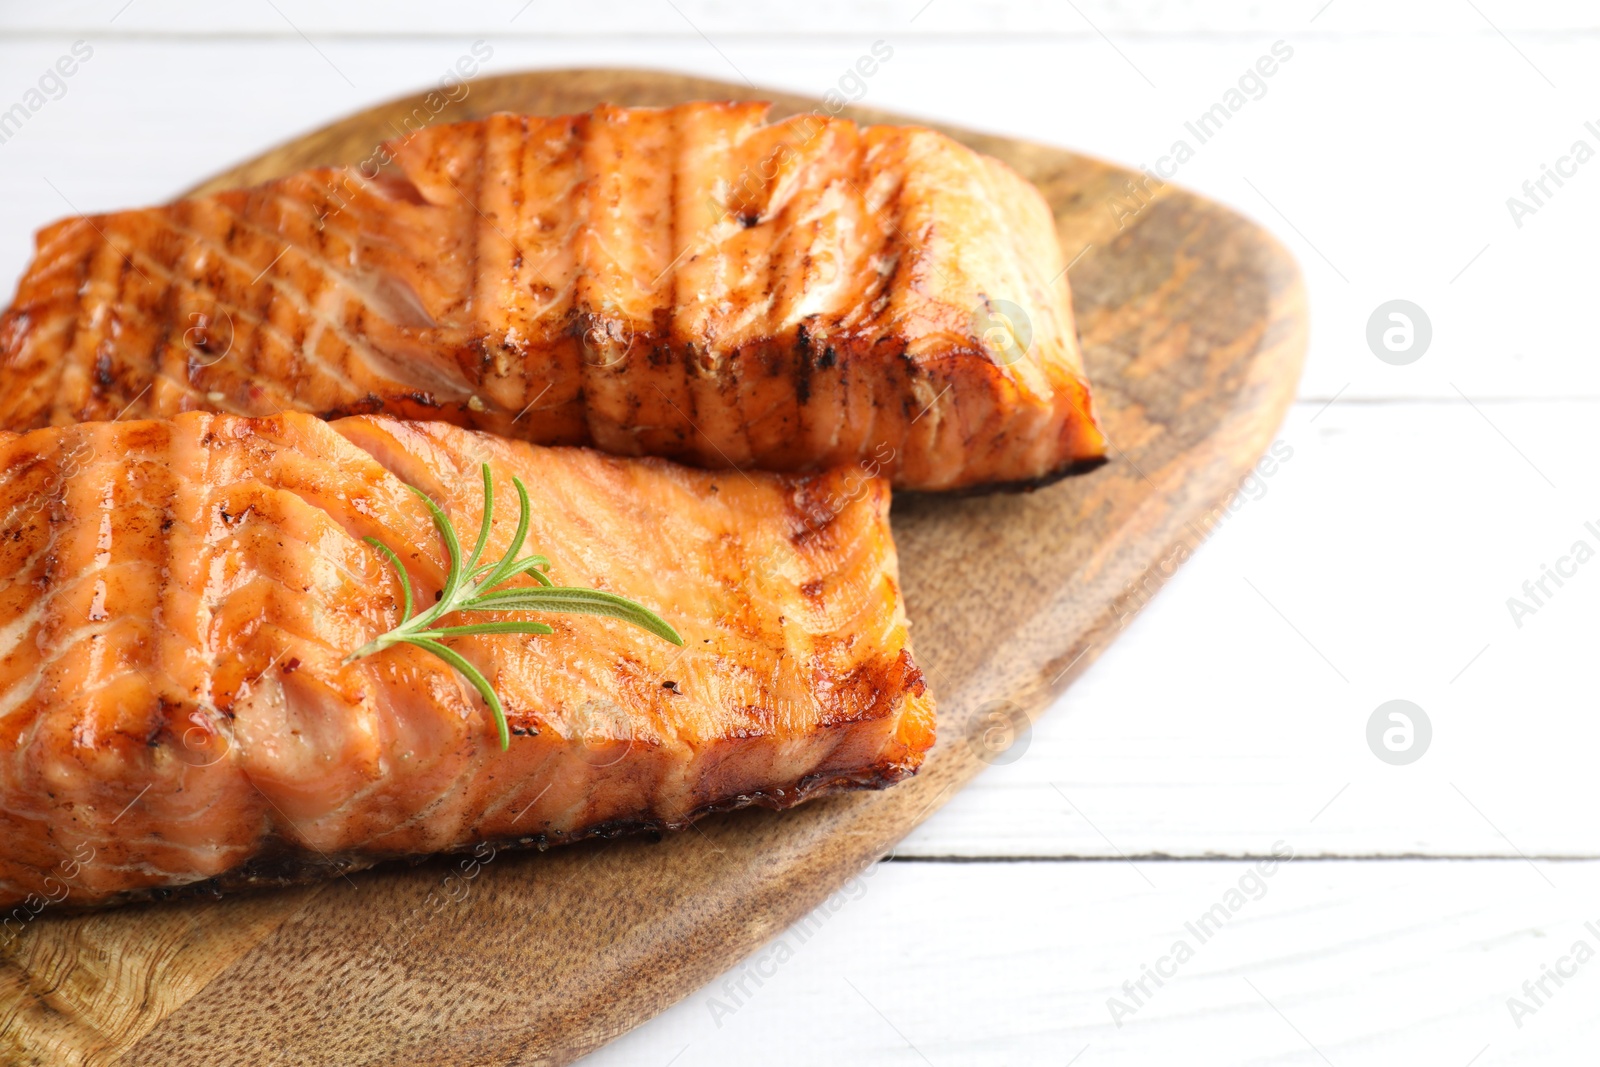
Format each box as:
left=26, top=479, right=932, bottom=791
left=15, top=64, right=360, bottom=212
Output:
left=0, top=411, right=932, bottom=910
left=0, top=102, right=1105, bottom=491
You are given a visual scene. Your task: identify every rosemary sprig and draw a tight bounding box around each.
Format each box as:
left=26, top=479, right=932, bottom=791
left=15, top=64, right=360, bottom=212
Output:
left=344, top=464, right=683, bottom=749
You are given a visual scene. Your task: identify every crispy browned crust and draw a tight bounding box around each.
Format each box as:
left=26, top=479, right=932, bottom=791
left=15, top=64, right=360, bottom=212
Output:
left=0, top=103, right=1107, bottom=491
left=42, top=761, right=915, bottom=913
left=0, top=412, right=934, bottom=911
left=926, top=454, right=1111, bottom=498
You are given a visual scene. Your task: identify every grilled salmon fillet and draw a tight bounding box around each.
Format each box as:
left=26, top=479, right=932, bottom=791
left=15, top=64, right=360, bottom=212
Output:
left=0, top=102, right=1105, bottom=491
left=0, top=411, right=932, bottom=911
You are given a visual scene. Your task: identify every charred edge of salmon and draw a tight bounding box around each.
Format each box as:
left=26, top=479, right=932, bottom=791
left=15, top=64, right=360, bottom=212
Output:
left=35, top=763, right=920, bottom=914
left=311, top=403, right=1109, bottom=493
left=916, top=453, right=1110, bottom=499
left=302, top=348, right=1110, bottom=491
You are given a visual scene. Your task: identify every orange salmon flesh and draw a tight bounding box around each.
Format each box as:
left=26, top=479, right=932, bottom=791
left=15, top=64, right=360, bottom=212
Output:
left=0, top=412, right=933, bottom=909
left=0, top=102, right=1106, bottom=491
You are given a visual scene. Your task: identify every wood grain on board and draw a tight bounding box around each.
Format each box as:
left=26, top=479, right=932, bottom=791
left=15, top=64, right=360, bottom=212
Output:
left=0, top=69, right=1305, bottom=1066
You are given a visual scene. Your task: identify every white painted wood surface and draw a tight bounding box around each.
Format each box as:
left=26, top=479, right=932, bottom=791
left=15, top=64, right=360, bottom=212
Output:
left=598, top=860, right=1600, bottom=1066
left=0, top=4, right=1595, bottom=1063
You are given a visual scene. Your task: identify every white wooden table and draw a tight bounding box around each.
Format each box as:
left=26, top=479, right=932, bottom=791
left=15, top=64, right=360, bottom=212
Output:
left=3, top=2, right=1597, bottom=1062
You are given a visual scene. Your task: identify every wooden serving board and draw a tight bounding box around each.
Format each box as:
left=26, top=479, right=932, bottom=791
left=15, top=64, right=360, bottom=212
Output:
left=0, top=70, right=1305, bottom=1066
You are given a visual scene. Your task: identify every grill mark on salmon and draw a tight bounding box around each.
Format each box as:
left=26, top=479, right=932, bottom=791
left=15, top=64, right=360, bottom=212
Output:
left=0, top=411, right=933, bottom=909
left=0, top=103, right=1105, bottom=491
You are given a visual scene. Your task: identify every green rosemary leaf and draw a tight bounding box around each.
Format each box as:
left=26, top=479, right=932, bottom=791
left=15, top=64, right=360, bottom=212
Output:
left=424, top=621, right=557, bottom=638
left=362, top=535, right=413, bottom=623
left=465, top=463, right=495, bottom=573
left=345, top=464, right=681, bottom=750
left=404, top=635, right=510, bottom=750
left=408, top=483, right=465, bottom=615
left=487, top=553, right=554, bottom=587
left=468, top=587, right=684, bottom=646
left=474, top=471, right=536, bottom=593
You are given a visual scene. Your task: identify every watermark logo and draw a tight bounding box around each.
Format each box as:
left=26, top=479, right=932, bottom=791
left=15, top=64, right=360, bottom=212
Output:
left=319, top=41, right=494, bottom=225
left=1107, top=840, right=1295, bottom=1027
left=1507, top=921, right=1600, bottom=1029
left=817, top=443, right=894, bottom=517
left=11, top=437, right=96, bottom=525
left=966, top=698, right=1031, bottom=766
left=1366, top=299, right=1431, bottom=365
left=0, top=41, right=94, bottom=147
left=1506, top=121, right=1600, bottom=229
left=570, top=697, right=636, bottom=769
left=811, top=247, right=840, bottom=286
left=820, top=40, right=895, bottom=114
left=1, top=842, right=96, bottom=944
left=705, top=847, right=890, bottom=1027
left=174, top=706, right=234, bottom=768
left=1105, top=40, right=1296, bottom=231
left=390, top=840, right=503, bottom=952
left=578, top=310, right=638, bottom=369
left=1506, top=521, right=1600, bottom=629
left=183, top=305, right=235, bottom=370
left=971, top=299, right=1032, bottom=365
left=1113, top=440, right=1295, bottom=628
left=1366, top=699, right=1431, bottom=765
